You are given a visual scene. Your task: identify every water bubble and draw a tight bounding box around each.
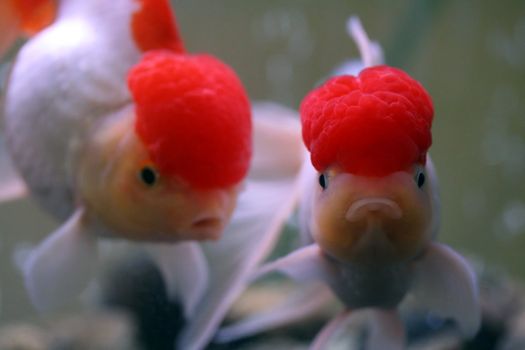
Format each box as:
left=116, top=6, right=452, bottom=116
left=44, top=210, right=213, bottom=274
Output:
left=493, top=201, right=525, bottom=239
left=501, top=201, right=525, bottom=237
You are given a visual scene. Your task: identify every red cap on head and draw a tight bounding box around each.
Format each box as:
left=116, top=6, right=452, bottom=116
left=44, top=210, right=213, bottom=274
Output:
left=300, top=65, right=433, bottom=176
left=128, top=50, right=252, bottom=189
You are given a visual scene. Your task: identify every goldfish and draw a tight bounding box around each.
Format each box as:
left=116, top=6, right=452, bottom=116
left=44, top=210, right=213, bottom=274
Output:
left=216, top=17, right=480, bottom=350
left=0, top=2, right=305, bottom=349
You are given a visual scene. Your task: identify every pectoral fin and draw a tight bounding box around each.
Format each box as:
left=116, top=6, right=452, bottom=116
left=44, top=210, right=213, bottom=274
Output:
left=408, top=242, right=481, bottom=337
left=146, top=241, right=208, bottom=319
left=22, top=208, right=98, bottom=311
left=254, top=244, right=331, bottom=284
left=215, top=282, right=333, bottom=343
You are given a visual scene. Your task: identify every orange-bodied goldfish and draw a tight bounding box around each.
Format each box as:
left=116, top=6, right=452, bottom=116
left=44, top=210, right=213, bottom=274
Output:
left=216, top=17, right=480, bottom=350
left=0, top=2, right=305, bottom=349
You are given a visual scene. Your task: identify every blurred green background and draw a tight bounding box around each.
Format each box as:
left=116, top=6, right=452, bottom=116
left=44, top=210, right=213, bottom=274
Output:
left=0, top=0, right=524, bottom=330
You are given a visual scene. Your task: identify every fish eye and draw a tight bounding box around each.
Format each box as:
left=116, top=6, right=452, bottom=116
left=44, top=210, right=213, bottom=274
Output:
left=139, top=166, right=158, bottom=187
left=415, top=170, right=425, bottom=188
left=319, top=173, right=327, bottom=190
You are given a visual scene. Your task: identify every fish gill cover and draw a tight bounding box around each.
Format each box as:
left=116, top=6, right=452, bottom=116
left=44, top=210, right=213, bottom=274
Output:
left=128, top=50, right=252, bottom=189
left=300, top=65, right=434, bottom=176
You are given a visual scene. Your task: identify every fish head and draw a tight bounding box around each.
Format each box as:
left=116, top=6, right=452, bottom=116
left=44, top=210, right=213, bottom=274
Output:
left=311, top=164, right=436, bottom=264
left=78, top=50, right=251, bottom=242
left=300, top=65, right=435, bottom=264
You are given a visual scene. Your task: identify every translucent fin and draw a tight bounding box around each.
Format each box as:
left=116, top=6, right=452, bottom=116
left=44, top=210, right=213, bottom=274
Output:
left=426, top=155, right=441, bottom=239
left=177, top=103, right=306, bottom=350
left=178, top=176, right=303, bottom=350
left=366, top=309, right=404, bottom=350
left=0, top=174, right=27, bottom=203
left=310, top=310, right=353, bottom=350
left=331, top=16, right=384, bottom=77
left=408, top=242, right=481, bottom=337
left=346, top=16, right=384, bottom=68
left=311, top=309, right=404, bottom=350
left=254, top=244, right=330, bottom=284
left=146, top=241, right=208, bottom=319
left=249, top=102, right=303, bottom=180
left=215, top=282, right=333, bottom=343
left=0, top=141, right=28, bottom=203
left=22, top=208, right=98, bottom=311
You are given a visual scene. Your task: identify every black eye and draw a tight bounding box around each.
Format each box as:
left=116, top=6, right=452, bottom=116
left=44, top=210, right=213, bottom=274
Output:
left=140, top=166, right=158, bottom=187
left=416, top=171, right=425, bottom=188
left=319, top=173, right=327, bottom=189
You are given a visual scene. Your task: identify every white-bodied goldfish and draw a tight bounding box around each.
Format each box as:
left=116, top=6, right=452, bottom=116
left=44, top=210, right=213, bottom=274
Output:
left=1, top=2, right=305, bottom=349
left=216, top=17, right=480, bottom=350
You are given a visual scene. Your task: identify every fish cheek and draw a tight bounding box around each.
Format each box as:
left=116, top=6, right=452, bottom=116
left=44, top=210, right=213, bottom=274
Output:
left=311, top=188, right=360, bottom=261
left=386, top=191, right=433, bottom=260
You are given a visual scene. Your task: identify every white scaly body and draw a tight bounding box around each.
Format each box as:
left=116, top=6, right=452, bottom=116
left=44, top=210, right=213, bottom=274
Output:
left=4, top=0, right=140, bottom=219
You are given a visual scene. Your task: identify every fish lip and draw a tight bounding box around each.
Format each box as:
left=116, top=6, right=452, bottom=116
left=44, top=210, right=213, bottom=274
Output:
left=190, top=215, right=226, bottom=240
left=345, top=197, right=403, bottom=222
left=192, top=217, right=222, bottom=229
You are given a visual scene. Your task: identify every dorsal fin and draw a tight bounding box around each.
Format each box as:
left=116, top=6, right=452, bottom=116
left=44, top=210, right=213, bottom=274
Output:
left=10, top=0, right=57, bottom=35
left=132, top=0, right=185, bottom=53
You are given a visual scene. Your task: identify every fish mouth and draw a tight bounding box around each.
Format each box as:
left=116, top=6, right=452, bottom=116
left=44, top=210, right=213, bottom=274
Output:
left=190, top=215, right=226, bottom=240
left=345, top=197, right=402, bottom=222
